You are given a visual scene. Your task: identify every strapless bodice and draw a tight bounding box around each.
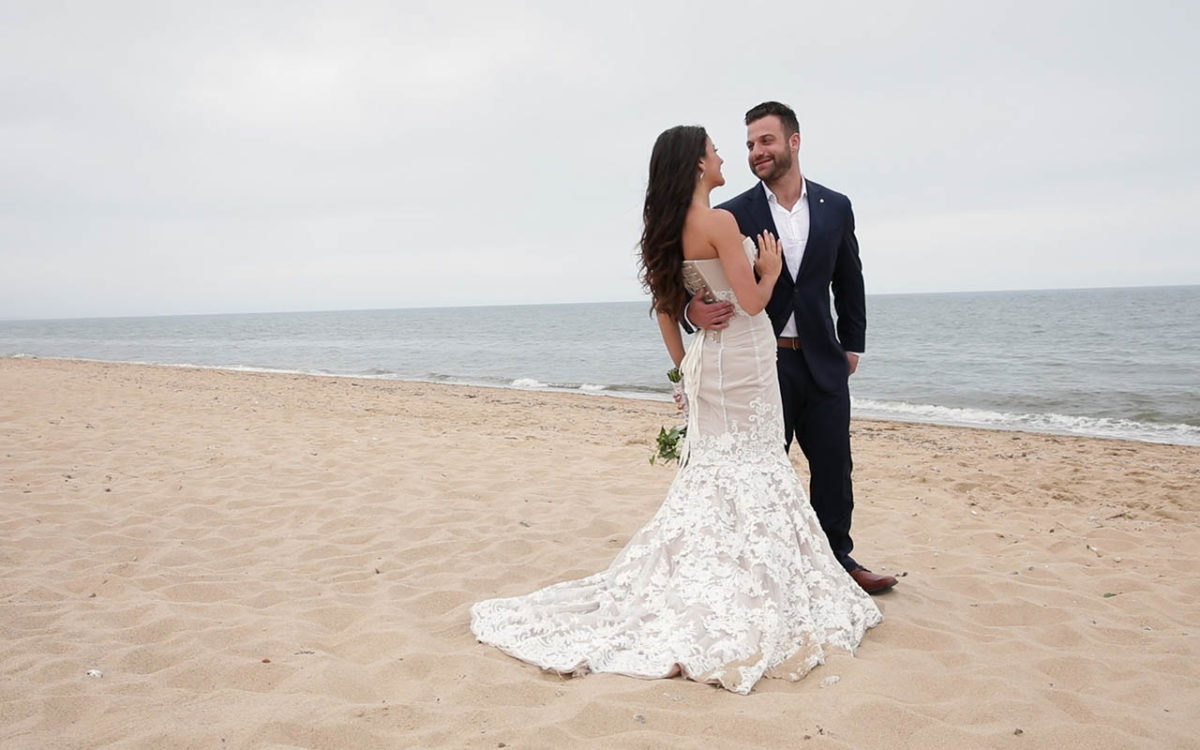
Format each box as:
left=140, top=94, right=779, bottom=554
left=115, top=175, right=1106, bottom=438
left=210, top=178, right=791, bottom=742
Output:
left=681, top=237, right=757, bottom=316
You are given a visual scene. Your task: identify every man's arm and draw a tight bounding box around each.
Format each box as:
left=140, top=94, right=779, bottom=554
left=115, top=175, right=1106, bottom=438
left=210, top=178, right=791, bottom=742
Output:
left=831, top=199, right=866, bottom=359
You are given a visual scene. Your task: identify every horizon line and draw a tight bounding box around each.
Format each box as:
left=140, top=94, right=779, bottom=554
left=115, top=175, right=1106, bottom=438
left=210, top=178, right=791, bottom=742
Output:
left=2, top=282, right=1197, bottom=324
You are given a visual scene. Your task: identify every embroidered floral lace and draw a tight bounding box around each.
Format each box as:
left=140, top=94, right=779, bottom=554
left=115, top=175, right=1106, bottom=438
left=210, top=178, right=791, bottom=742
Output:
left=470, top=239, right=881, bottom=694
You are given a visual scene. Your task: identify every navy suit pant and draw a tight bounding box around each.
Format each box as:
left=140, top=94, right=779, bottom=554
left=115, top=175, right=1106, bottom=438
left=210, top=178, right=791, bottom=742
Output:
left=776, top=347, right=858, bottom=573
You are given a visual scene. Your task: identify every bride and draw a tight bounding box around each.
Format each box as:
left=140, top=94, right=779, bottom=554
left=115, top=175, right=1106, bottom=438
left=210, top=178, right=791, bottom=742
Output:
left=470, top=125, right=881, bottom=694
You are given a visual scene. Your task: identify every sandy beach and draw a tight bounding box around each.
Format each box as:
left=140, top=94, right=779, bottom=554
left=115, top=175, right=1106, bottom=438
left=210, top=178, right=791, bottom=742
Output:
left=2, top=357, right=1197, bottom=749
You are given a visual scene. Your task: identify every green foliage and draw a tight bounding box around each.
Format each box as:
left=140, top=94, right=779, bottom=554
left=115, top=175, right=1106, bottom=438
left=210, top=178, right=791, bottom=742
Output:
left=650, top=425, right=686, bottom=465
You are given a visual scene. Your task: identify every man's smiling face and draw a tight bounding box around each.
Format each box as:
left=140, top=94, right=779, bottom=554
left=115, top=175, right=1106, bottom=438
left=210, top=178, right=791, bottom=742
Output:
left=746, top=114, right=799, bottom=183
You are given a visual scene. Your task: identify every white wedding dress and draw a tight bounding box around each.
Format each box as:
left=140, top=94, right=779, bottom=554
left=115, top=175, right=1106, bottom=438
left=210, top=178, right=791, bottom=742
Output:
left=470, top=239, right=881, bottom=694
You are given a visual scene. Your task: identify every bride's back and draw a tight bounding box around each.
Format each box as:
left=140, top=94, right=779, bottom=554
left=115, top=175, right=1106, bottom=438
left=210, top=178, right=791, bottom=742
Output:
left=680, top=206, right=722, bottom=261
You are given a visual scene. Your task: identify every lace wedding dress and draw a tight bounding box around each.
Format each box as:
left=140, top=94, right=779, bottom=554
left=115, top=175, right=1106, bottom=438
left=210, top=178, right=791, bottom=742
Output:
left=471, top=239, right=881, bottom=694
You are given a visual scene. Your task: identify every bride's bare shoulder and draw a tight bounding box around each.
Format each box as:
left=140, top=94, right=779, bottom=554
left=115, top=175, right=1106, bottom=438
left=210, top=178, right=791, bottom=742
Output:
left=691, top=207, right=734, bottom=231
left=694, top=207, right=738, bottom=232
left=684, top=207, right=741, bottom=259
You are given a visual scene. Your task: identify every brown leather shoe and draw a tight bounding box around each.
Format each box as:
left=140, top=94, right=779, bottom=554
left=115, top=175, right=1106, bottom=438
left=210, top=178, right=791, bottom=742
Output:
left=850, top=568, right=898, bottom=594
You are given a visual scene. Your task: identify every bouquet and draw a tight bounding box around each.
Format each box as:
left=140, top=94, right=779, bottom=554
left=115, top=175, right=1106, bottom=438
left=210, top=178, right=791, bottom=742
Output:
left=650, top=367, right=687, bottom=465
left=651, top=424, right=686, bottom=464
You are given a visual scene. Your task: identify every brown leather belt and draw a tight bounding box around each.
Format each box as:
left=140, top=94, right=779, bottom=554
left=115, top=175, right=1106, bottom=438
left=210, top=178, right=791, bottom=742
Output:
left=777, top=337, right=802, bottom=350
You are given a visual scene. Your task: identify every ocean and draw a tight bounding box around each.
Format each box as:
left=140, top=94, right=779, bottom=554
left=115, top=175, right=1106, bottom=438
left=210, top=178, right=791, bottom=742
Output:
left=2, top=286, right=1198, bottom=446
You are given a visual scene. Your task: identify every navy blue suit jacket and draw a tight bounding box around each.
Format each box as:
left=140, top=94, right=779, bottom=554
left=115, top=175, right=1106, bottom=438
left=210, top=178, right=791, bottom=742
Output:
left=717, top=180, right=865, bottom=393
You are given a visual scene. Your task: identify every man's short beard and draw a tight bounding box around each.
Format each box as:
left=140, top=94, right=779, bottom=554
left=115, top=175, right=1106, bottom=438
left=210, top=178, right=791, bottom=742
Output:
left=755, top=150, right=793, bottom=184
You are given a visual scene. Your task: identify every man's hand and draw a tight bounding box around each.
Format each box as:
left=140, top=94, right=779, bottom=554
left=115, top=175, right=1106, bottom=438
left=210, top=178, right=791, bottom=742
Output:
left=846, top=352, right=860, bottom=375
left=687, top=289, right=735, bottom=331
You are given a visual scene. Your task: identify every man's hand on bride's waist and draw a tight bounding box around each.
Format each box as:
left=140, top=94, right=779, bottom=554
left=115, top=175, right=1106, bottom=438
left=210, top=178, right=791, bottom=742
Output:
left=685, top=289, right=734, bottom=331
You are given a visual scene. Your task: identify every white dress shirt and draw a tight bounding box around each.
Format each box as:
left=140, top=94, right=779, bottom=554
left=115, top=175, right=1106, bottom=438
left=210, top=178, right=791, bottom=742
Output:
left=764, top=180, right=808, bottom=337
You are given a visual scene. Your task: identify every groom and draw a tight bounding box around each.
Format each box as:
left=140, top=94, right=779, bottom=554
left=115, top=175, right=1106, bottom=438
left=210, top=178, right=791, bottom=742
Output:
left=687, top=101, right=897, bottom=594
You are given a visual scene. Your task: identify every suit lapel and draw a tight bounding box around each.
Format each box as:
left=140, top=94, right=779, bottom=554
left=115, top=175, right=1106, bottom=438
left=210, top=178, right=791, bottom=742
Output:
left=797, top=179, right=826, bottom=281
left=750, top=182, right=792, bottom=286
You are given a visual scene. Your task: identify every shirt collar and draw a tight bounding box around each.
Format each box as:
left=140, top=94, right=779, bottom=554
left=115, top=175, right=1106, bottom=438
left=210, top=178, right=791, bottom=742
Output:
left=762, top=177, right=807, bottom=208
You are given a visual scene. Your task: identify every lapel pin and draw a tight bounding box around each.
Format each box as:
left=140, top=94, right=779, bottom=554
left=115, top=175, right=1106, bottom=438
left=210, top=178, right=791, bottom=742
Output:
left=819, top=198, right=824, bottom=203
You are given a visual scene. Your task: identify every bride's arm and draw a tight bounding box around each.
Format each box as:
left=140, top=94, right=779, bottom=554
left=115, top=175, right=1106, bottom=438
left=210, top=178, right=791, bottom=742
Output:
left=657, top=311, right=686, bottom=368
left=706, top=209, right=780, bottom=315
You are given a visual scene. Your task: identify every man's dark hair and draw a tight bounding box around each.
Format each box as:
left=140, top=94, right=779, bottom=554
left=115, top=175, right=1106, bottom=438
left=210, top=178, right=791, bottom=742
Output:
left=745, top=101, right=799, bottom=137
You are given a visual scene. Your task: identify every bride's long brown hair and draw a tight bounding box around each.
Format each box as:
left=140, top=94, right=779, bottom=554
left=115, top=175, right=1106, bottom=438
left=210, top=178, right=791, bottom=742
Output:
left=638, top=125, right=708, bottom=321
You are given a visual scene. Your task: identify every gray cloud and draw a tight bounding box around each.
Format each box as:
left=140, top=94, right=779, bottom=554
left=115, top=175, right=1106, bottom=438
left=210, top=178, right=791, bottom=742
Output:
left=2, top=0, right=1197, bottom=318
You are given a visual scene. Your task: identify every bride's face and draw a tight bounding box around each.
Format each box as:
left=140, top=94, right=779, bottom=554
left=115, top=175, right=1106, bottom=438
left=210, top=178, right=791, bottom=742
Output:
left=699, top=138, right=725, bottom=187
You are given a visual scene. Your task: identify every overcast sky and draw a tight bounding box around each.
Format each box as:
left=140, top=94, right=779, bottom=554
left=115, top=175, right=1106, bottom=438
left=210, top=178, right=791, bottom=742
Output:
left=2, top=1, right=1197, bottom=319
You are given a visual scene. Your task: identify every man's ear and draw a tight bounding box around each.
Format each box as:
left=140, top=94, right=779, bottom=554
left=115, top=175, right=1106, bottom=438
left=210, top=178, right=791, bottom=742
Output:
left=790, top=132, right=801, bottom=154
